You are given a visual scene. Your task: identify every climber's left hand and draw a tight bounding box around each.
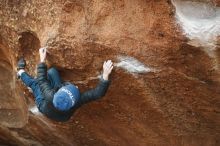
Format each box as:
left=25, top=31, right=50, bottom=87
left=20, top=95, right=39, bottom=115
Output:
left=39, top=47, right=47, bottom=63
left=102, top=60, right=113, bottom=80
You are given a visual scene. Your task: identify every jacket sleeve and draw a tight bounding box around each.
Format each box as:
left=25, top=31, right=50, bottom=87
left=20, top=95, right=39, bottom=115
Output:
left=79, top=77, right=110, bottom=105
left=37, top=63, right=56, bottom=101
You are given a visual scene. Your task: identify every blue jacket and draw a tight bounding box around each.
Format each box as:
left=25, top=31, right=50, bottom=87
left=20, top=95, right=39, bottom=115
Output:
left=36, top=63, right=110, bottom=122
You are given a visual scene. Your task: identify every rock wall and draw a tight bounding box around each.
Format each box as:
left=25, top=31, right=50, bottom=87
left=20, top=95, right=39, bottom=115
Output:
left=0, top=0, right=220, bottom=146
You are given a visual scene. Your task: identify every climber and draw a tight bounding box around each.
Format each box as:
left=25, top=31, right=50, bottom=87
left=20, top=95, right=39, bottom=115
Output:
left=17, top=47, right=113, bottom=122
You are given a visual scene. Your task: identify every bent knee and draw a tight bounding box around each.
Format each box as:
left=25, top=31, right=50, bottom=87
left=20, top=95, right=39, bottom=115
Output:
left=48, top=67, right=58, bottom=74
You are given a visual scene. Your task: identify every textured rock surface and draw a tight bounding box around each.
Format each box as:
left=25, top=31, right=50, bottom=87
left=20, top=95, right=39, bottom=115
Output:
left=0, top=0, right=220, bottom=146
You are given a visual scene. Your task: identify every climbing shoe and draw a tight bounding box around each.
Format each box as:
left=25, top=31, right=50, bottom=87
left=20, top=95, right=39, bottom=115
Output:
left=17, top=58, right=26, bottom=70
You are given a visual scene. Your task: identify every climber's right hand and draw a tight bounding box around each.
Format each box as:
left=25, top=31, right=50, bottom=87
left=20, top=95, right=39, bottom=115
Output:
left=39, top=47, right=47, bottom=63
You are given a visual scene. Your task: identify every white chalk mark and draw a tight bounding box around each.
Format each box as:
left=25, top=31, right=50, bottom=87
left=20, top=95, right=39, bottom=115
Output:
left=74, top=76, right=100, bottom=84
left=172, top=0, right=220, bottom=57
left=115, top=56, right=153, bottom=74
left=29, top=106, right=41, bottom=115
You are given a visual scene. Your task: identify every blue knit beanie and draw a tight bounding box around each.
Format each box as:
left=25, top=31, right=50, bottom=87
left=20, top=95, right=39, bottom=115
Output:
left=53, top=84, right=80, bottom=111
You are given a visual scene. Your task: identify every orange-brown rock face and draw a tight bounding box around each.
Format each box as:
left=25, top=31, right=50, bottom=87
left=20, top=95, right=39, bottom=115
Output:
left=0, top=0, right=220, bottom=146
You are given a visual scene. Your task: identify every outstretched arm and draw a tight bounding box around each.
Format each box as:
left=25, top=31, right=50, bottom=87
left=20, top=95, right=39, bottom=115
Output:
left=37, top=47, right=56, bottom=101
left=79, top=60, right=113, bottom=105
